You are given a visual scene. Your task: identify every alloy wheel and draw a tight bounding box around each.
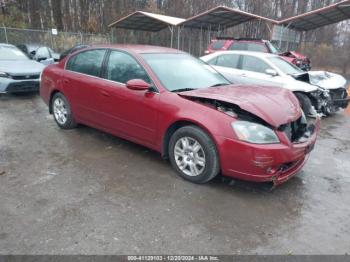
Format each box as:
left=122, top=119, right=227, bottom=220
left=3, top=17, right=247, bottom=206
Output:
left=174, top=137, right=206, bottom=177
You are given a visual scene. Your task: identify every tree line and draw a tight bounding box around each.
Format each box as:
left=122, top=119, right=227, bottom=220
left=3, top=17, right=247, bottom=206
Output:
left=0, top=0, right=349, bottom=74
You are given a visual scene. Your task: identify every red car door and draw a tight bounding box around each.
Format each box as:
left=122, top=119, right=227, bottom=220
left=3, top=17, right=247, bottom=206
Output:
left=98, top=50, right=159, bottom=146
left=63, top=49, right=107, bottom=125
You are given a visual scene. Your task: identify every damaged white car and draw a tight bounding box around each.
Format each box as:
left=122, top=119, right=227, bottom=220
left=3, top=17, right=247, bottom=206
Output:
left=201, top=51, right=349, bottom=117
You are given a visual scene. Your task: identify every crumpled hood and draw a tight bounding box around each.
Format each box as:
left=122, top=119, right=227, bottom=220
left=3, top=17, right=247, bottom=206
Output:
left=0, top=60, right=45, bottom=75
left=281, top=51, right=307, bottom=60
left=308, top=71, right=347, bottom=90
left=180, top=85, right=302, bottom=128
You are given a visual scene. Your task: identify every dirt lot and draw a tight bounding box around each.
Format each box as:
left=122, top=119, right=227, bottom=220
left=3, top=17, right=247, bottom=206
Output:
left=0, top=93, right=350, bottom=255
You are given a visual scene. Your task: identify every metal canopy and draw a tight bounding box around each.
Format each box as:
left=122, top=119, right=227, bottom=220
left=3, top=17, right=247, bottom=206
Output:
left=278, top=0, right=350, bottom=31
left=108, top=11, right=185, bottom=32
left=179, top=6, right=278, bottom=30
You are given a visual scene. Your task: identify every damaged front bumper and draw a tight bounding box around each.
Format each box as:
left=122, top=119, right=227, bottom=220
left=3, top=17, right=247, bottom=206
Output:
left=216, top=118, right=321, bottom=186
left=329, top=88, right=350, bottom=109
left=309, top=88, right=349, bottom=115
left=0, top=77, right=40, bottom=94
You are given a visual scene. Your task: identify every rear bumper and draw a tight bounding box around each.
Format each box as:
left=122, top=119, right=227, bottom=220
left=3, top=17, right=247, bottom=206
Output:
left=216, top=119, right=320, bottom=186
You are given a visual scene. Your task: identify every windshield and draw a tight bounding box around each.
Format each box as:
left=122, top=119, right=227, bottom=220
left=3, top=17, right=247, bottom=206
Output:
left=0, top=46, right=29, bottom=61
left=267, top=42, right=281, bottom=54
left=142, top=53, right=230, bottom=92
left=268, top=57, right=303, bottom=75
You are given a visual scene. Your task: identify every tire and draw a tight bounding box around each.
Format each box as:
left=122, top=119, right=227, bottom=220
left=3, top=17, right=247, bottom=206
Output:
left=294, top=93, right=313, bottom=116
left=51, top=92, right=77, bottom=129
left=169, top=125, right=220, bottom=184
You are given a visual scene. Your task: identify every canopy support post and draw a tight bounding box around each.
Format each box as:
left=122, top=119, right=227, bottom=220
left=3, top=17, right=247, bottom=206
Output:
left=2, top=24, right=8, bottom=44
left=177, top=26, right=182, bottom=50
left=188, top=28, right=192, bottom=54
left=208, top=24, right=212, bottom=46
left=279, top=22, right=291, bottom=51
left=168, top=25, right=174, bottom=48
left=199, top=25, right=203, bottom=56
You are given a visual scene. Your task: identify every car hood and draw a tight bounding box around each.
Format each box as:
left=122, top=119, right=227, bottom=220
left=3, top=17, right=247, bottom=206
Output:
left=0, top=60, right=45, bottom=75
left=179, top=85, right=302, bottom=128
left=281, top=51, right=307, bottom=60
left=308, top=71, right=347, bottom=90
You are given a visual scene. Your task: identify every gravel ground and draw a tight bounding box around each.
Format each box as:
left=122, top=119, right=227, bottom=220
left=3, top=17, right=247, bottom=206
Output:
left=0, top=93, right=350, bottom=255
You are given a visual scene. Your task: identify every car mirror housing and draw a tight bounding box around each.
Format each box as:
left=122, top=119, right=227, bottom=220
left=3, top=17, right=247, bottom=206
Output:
left=126, top=79, right=151, bottom=91
left=37, top=56, right=49, bottom=62
left=266, top=69, right=278, bottom=77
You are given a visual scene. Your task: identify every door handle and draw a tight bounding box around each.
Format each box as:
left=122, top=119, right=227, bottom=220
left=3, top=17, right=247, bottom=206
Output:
left=100, top=91, right=110, bottom=97
left=63, top=79, right=69, bottom=84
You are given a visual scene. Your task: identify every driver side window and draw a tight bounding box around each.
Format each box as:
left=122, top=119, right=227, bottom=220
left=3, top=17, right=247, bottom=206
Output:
left=105, top=51, right=151, bottom=84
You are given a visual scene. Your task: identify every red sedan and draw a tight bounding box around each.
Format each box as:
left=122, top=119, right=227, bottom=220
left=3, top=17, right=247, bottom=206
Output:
left=40, top=45, right=320, bottom=186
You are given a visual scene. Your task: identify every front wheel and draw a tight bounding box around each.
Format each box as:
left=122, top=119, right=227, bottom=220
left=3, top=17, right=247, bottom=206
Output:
left=51, top=92, right=77, bottom=129
left=169, top=126, right=220, bottom=184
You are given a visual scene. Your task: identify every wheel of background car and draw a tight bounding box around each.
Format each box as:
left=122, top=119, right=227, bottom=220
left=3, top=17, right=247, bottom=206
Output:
left=294, top=93, right=312, bottom=116
left=169, top=126, right=220, bottom=184
left=322, top=103, right=335, bottom=116
left=51, top=93, right=77, bottom=130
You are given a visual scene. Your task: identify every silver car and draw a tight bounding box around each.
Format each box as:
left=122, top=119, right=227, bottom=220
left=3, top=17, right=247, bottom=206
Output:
left=0, top=43, right=45, bottom=94
left=201, top=51, right=349, bottom=116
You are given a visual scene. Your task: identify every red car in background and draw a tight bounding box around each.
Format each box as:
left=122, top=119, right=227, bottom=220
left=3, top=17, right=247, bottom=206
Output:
left=40, top=44, right=319, bottom=186
left=206, top=37, right=311, bottom=71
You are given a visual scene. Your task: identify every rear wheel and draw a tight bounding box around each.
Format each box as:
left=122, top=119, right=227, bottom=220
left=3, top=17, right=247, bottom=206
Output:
left=295, top=92, right=313, bottom=116
left=51, top=92, right=77, bottom=129
left=169, top=126, right=220, bottom=184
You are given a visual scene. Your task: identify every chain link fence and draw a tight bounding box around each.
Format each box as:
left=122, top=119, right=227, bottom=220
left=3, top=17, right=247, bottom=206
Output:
left=0, top=26, right=110, bottom=52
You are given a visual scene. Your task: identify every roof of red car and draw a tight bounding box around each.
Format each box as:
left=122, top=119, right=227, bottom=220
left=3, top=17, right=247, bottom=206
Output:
left=91, top=44, right=184, bottom=54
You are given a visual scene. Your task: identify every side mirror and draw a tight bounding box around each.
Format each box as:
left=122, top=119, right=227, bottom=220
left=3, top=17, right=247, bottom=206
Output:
left=126, top=79, right=151, bottom=91
left=265, top=69, right=278, bottom=77
left=37, top=56, right=48, bottom=62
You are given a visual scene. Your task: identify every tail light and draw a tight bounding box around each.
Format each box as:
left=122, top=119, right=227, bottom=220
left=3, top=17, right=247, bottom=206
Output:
left=204, top=50, right=210, bottom=54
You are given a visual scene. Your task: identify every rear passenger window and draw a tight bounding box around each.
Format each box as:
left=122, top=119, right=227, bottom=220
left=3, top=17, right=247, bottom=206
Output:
left=105, top=51, right=150, bottom=84
left=216, top=54, right=240, bottom=68
left=229, top=42, right=247, bottom=50
left=66, top=49, right=106, bottom=77
left=211, top=40, right=226, bottom=50
left=246, top=43, right=268, bottom=52
left=241, top=55, right=271, bottom=73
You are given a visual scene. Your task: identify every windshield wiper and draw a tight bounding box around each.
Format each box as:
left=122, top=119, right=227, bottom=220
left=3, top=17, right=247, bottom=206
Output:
left=209, top=83, right=229, bottom=87
left=172, top=88, right=196, bottom=93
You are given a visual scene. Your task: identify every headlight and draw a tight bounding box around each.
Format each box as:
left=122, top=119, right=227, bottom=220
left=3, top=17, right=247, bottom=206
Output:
left=232, top=121, right=280, bottom=144
left=0, top=71, right=10, bottom=78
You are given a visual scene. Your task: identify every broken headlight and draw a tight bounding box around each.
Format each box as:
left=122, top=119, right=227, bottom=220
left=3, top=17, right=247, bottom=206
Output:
left=0, top=71, right=10, bottom=78
left=232, top=121, right=280, bottom=144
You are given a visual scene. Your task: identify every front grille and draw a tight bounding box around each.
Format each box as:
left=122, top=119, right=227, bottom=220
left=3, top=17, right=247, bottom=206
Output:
left=6, top=81, right=40, bottom=93
left=11, top=74, right=40, bottom=80
left=330, top=88, right=347, bottom=100
left=279, top=116, right=308, bottom=143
